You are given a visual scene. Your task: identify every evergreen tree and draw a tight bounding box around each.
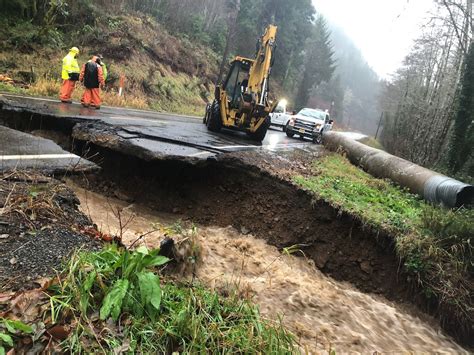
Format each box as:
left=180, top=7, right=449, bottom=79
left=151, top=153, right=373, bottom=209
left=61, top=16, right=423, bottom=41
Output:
left=449, top=42, right=474, bottom=173
left=294, top=16, right=335, bottom=110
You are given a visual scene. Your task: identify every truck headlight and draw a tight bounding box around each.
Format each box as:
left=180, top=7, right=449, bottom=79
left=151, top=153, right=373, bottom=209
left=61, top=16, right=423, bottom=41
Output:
left=289, top=118, right=296, bottom=126
left=314, top=124, right=321, bottom=132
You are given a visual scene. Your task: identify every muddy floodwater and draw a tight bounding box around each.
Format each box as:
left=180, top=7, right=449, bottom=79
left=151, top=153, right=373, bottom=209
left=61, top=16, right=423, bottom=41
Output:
left=70, top=182, right=466, bottom=353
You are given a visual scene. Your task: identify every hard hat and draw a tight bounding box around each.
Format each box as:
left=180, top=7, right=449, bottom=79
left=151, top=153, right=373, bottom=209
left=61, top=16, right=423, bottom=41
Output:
left=70, top=47, right=80, bottom=54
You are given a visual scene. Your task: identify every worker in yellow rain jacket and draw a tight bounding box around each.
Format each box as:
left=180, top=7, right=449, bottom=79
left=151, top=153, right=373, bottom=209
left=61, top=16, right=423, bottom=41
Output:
left=59, top=47, right=80, bottom=103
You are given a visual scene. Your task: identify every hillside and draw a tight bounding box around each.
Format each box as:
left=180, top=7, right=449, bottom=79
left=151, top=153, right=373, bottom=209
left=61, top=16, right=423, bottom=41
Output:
left=0, top=0, right=342, bottom=117
left=0, top=10, right=219, bottom=115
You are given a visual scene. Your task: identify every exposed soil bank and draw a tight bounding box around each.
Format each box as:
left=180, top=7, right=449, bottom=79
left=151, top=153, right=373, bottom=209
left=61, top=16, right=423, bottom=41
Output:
left=0, top=105, right=471, bottom=347
left=69, top=182, right=466, bottom=353
left=68, top=144, right=472, bottom=347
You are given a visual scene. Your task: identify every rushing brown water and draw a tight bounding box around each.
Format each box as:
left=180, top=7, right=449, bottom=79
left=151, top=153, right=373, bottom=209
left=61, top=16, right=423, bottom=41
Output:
left=70, top=183, right=466, bottom=353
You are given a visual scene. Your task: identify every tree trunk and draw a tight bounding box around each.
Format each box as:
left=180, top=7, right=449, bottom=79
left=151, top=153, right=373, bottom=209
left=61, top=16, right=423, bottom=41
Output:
left=217, top=0, right=241, bottom=85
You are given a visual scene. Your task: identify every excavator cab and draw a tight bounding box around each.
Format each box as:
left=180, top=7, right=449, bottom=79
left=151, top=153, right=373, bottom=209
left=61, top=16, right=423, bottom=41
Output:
left=223, top=59, right=251, bottom=110
left=204, top=25, right=278, bottom=142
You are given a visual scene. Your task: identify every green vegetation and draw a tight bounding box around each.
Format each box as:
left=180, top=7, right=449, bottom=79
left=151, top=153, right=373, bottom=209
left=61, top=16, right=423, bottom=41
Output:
left=0, top=0, right=342, bottom=115
left=48, top=244, right=296, bottom=353
left=295, top=154, right=473, bottom=329
left=0, top=82, right=25, bottom=94
left=295, top=154, right=422, bottom=234
left=0, top=4, right=217, bottom=115
left=448, top=42, right=474, bottom=175
left=0, top=318, right=32, bottom=355
left=359, top=136, right=385, bottom=151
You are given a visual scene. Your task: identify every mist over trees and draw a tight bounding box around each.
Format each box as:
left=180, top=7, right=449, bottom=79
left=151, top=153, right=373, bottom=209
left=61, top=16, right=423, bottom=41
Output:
left=380, top=0, right=473, bottom=178
left=310, top=23, right=381, bottom=134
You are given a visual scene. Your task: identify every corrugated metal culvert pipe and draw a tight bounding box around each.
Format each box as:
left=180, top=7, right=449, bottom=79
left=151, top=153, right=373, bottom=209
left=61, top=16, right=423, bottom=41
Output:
left=322, top=131, right=474, bottom=208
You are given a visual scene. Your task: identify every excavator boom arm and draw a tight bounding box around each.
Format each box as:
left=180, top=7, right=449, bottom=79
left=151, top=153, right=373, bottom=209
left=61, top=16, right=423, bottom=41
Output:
left=247, top=25, right=277, bottom=106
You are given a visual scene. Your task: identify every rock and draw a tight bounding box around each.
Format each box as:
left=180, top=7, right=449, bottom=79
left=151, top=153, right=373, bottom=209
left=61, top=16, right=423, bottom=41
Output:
left=240, top=226, right=249, bottom=235
left=360, top=260, right=373, bottom=274
left=0, top=234, right=9, bottom=239
left=9, top=257, right=17, bottom=265
left=113, top=190, right=130, bottom=201
left=314, top=251, right=330, bottom=269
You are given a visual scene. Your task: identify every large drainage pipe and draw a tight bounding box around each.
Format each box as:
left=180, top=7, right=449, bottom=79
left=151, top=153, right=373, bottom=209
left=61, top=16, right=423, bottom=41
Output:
left=323, top=131, right=474, bottom=208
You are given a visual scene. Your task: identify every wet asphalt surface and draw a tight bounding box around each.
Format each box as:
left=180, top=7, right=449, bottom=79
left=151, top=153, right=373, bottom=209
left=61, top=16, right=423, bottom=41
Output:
left=0, top=94, right=317, bottom=162
left=0, top=124, right=97, bottom=173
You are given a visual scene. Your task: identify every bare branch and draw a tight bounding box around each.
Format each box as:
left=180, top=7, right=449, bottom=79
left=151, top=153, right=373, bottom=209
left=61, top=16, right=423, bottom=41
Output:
left=442, top=0, right=468, bottom=54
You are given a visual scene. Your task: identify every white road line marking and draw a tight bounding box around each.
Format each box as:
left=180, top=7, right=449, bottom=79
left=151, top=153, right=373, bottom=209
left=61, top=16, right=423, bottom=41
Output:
left=0, top=154, right=79, bottom=160
left=188, top=151, right=213, bottom=157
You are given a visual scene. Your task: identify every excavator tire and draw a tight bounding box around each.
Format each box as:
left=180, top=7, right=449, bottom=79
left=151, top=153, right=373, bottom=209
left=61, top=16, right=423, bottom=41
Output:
left=248, top=116, right=270, bottom=142
left=206, top=100, right=222, bottom=132
left=203, top=103, right=211, bottom=124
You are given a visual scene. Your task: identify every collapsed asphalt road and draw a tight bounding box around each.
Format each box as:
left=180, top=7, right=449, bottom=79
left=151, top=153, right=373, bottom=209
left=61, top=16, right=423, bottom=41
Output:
left=1, top=94, right=473, bottom=348
left=0, top=94, right=318, bottom=162
left=0, top=125, right=97, bottom=173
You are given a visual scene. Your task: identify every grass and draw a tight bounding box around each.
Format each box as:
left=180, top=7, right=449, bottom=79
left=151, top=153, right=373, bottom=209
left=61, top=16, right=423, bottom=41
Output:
left=294, top=154, right=423, bottom=234
left=359, top=136, right=385, bottom=151
left=0, top=82, right=26, bottom=94
left=294, top=154, right=473, bottom=332
left=1, top=76, right=205, bottom=115
left=47, top=244, right=297, bottom=353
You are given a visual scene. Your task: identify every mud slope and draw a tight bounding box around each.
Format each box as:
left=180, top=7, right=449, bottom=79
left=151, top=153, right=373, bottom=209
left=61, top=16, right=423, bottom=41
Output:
left=66, top=144, right=473, bottom=347
left=69, top=183, right=466, bottom=353
left=75, top=147, right=408, bottom=297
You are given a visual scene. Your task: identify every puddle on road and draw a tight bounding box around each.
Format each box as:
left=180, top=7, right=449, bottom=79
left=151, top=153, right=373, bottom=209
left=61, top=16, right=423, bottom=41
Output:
left=69, top=182, right=465, bottom=353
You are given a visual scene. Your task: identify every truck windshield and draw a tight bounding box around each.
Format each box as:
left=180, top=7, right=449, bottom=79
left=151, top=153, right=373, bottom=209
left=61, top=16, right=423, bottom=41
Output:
left=299, top=109, right=326, bottom=120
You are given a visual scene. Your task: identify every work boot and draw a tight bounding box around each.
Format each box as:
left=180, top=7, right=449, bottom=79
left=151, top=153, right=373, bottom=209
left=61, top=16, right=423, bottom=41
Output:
left=95, top=106, right=101, bottom=110
left=81, top=103, right=89, bottom=108
left=61, top=100, right=72, bottom=104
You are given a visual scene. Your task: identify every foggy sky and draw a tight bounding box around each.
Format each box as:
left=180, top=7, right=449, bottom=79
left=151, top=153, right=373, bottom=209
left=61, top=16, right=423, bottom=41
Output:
left=313, top=0, right=435, bottom=78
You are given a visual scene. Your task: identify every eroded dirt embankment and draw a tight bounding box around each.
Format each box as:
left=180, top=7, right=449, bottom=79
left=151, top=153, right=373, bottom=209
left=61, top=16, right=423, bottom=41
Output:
left=0, top=105, right=471, bottom=347
left=71, top=144, right=473, bottom=342
left=72, top=147, right=401, bottom=295
left=68, top=182, right=466, bottom=353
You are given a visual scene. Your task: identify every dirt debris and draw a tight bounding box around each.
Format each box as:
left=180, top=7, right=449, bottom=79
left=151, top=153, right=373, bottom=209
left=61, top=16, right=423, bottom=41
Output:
left=222, top=146, right=326, bottom=181
left=0, top=172, right=101, bottom=291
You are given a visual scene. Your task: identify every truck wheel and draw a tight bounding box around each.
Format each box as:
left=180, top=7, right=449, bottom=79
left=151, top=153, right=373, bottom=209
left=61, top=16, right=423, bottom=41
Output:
left=248, top=117, right=270, bottom=142
left=206, top=100, right=222, bottom=132
left=313, top=132, right=323, bottom=144
left=285, top=124, right=294, bottom=137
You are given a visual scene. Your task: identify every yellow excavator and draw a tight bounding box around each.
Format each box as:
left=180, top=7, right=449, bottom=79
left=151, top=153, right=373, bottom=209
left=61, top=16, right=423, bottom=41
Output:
left=203, top=25, right=278, bottom=142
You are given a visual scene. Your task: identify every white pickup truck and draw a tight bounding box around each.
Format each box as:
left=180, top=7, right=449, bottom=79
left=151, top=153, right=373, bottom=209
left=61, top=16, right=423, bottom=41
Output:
left=269, top=100, right=292, bottom=130
left=285, top=108, right=333, bottom=144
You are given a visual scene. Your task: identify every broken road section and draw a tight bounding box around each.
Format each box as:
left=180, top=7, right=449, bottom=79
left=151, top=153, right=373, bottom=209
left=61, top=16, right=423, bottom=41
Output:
left=0, top=125, right=97, bottom=174
left=0, top=93, right=312, bottom=163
